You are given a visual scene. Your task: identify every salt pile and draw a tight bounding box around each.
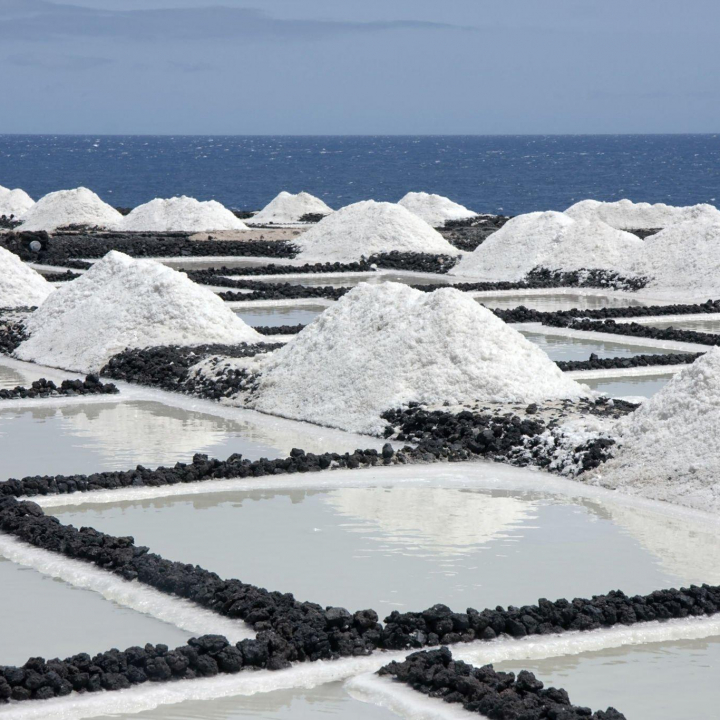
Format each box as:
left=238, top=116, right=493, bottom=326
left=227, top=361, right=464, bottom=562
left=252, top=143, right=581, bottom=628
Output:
left=449, top=212, right=641, bottom=281
left=248, top=191, right=333, bottom=225
left=565, top=198, right=720, bottom=229
left=637, top=218, right=720, bottom=296
left=120, top=196, right=248, bottom=232
left=250, top=282, right=586, bottom=434
left=20, top=187, right=123, bottom=232
left=294, top=200, right=461, bottom=262
left=0, top=185, right=34, bottom=218
left=594, top=348, right=720, bottom=512
left=0, top=245, right=53, bottom=307
left=16, top=251, right=262, bottom=372
left=398, top=192, right=477, bottom=227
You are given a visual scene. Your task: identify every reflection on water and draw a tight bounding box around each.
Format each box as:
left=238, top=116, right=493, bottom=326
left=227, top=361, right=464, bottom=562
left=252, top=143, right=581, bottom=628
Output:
left=480, top=294, right=648, bottom=312
left=0, top=557, right=189, bottom=665
left=52, top=486, right=680, bottom=616
left=497, top=636, right=720, bottom=720
left=324, top=487, right=536, bottom=556
left=520, top=331, right=692, bottom=362
left=97, top=682, right=397, bottom=720
left=583, top=375, right=671, bottom=399
left=0, top=400, right=382, bottom=478
left=234, top=306, right=326, bottom=327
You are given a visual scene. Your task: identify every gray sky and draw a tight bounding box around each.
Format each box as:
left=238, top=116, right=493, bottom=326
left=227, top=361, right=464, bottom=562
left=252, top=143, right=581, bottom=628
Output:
left=1, top=0, right=718, bottom=134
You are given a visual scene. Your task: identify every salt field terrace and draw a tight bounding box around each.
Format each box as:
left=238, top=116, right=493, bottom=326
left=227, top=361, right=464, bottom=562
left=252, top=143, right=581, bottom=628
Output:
left=4, top=192, right=720, bottom=720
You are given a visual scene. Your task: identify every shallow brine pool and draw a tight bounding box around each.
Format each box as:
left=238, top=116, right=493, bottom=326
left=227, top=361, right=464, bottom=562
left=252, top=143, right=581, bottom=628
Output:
left=233, top=306, right=326, bottom=327
left=0, top=400, right=382, bottom=479
left=478, top=293, right=648, bottom=312
left=582, top=374, right=672, bottom=399
left=0, top=556, right=190, bottom=666
left=97, top=682, right=397, bottom=720
left=519, top=330, right=694, bottom=362
left=641, top=317, right=720, bottom=334
left=240, top=273, right=453, bottom=289
left=496, top=635, right=720, bottom=720
left=51, top=483, right=708, bottom=620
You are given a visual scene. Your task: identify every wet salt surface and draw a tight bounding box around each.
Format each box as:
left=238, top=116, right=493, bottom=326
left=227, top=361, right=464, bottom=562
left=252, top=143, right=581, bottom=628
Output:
left=478, top=293, right=648, bottom=312
left=0, top=400, right=382, bottom=478
left=52, top=485, right=686, bottom=618
left=0, top=556, right=189, bottom=666
left=496, top=635, right=720, bottom=720
left=233, top=305, right=325, bottom=327
left=95, top=682, right=397, bottom=720
left=583, top=374, right=672, bottom=398
left=519, top=330, right=692, bottom=362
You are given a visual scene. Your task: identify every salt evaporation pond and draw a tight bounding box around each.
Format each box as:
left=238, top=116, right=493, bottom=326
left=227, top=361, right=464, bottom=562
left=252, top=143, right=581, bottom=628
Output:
left=234, top=273, right=453, bottom=289
left=519, top=330, right=695, bottom=362
left=52, top=484, right=691, bottom=619
left=234, top=305, right=326, bottom=327
left=107, top=682, right=398, bottom=720
left=478, top=293, right=649, bottom=312
left=641, top=317, right=720, bottom=333
left=0, top=400, right=384, bottom=478
left=0, top=557, right=189, bottom=666
left=583, top=374, right=673, bottom=399
left=496, top=635, right=720, bottom=720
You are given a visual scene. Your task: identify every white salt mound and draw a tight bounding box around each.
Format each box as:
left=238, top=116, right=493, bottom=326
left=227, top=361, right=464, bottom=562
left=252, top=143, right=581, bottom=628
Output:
left=398, top=192, right=477, bottom=227
left=248, top=191, right=333, bottom=225
left=593, top=348, right=720, bottom=512
left=565, top=198, right=720, bottom=230
left=16, top=251, right=262, bottom=373
left=20, top=187, right=123, bottom=232
left=450, top=212, right=643, bottom=281
left=120, top=196, right=248, bottom=232
left=294, top=200, right=460, bottom=263
left=0, top=246, right=53, bottom=307
left=0, top=185, right=34, bottom=218
left=251, top=282, right=586, bottom=435
left=637, top=218, right=720, bottom=296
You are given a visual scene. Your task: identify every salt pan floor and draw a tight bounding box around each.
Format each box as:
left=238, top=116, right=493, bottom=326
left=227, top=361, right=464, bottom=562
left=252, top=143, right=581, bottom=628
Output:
left=51, top=484, right=704, bottom=619
left=0, top=399, right=383, bottom=478
left=642, top=317, right=720, bottom=333
left=0, top=556, right=190, bottom=666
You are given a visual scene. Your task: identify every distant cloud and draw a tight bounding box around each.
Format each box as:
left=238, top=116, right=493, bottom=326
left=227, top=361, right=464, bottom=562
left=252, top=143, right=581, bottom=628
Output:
left=0, top=0, right=467, bottom=43
left=5, top=52, right=114, bottom=70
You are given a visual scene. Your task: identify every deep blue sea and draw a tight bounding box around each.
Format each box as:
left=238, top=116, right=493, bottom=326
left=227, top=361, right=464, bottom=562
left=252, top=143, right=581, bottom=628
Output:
left=0, top=135, right=718, bottom=215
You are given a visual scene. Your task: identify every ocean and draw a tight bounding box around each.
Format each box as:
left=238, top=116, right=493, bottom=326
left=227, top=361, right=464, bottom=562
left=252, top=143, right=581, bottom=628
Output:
left=0, top=134, right=718, bottom=215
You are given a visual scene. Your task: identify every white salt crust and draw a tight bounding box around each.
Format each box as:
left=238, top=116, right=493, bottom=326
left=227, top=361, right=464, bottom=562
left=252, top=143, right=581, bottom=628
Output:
left=294, top=200, right=461, bottom=262
left=247, top=191, right=333, bottom=225
left=450, top=212, right=643, bottom=281
left=564, top=198, right=720, bottom=230
left=19, top=187, right=123, bottom=232
left=592, top=348, right=720, bottom=512
left=635, top=218, right=720, bottom=295
left=250, top=282, right=585, bottom=435
left=120, top=196, right=248, bottom=232
left=0, top=245, right=54, bottom=307
left=398, top=192, right=477, bottom=227
left=16, top=251, right=262, bottom=373
left=0, top=185, right=34, bottom=218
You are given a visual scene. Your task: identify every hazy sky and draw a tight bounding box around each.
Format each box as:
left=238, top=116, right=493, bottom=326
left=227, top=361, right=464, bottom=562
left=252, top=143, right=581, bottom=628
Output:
left=1, top=0, right=718, bottom=134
